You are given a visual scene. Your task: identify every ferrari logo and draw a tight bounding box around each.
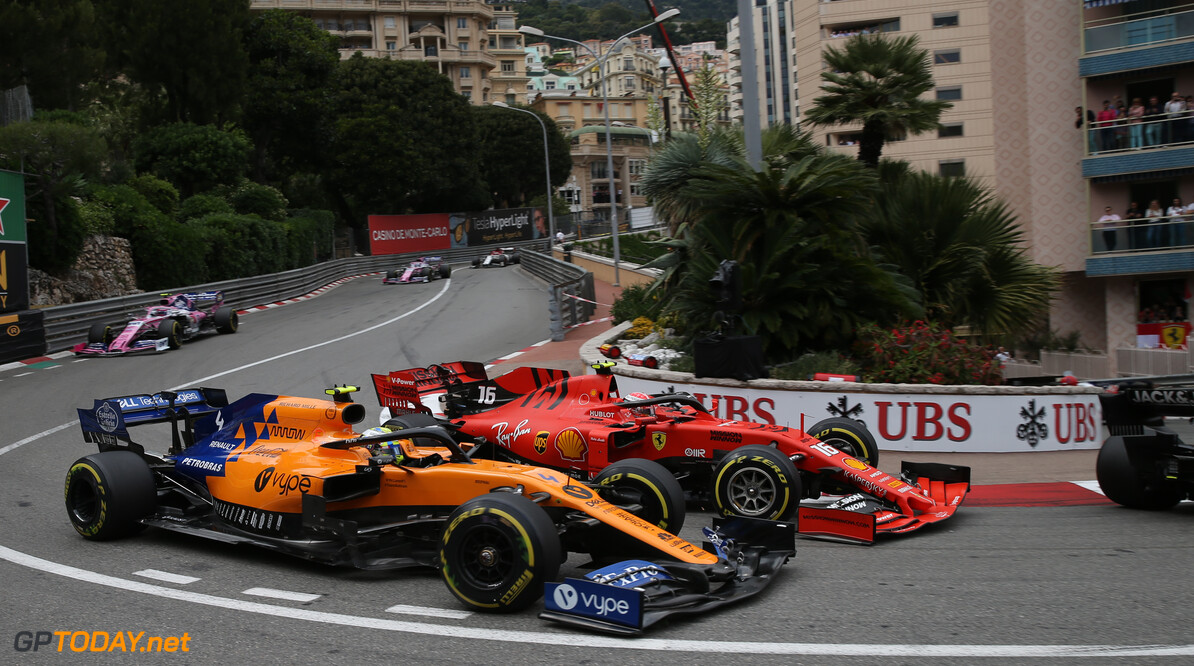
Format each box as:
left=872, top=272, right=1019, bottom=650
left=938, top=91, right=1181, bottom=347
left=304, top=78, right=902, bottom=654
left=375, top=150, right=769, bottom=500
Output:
left=533, top=431, right=549, bottom=455
left=1162, top=325, right=1187, bottom=349
left=652, top=432, right=666, bottom=451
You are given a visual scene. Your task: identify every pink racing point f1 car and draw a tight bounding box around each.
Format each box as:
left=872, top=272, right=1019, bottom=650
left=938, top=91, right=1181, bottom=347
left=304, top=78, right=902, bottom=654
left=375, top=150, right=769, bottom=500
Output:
left=372, top=361, right=972, bottom=544
left=382, top=257, right=451, bottom=284
left=73, top=291, right=239, bottom=356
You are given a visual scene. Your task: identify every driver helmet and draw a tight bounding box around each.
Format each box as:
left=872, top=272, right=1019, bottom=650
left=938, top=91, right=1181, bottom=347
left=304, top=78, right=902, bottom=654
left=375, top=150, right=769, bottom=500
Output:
left=625, top=392, right=655, bottom=416
left=360, top=426, right=405, bottom=461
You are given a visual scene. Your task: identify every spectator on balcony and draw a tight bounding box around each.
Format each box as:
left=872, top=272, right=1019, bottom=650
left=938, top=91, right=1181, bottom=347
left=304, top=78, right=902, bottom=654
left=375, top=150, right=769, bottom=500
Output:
left=1096, top=206, right=1122, bottom=251
left=1168, top=197, right=1188, bottom=247
left=1076, top=105, right=1096, bottom=154
left=1115, top=100, right=1129, bottom=149
left=1125, top=201, right=1144, bottom=249
left=1165, top=92, right=1186, bottom=144
left=1145, top=199, right=1167, bottom=248
left=1095, top=100, right=1118, bottom=153
left=1144, top=96, right=1164, bottom=147
left=1127, top=98, right=1145, bottom=150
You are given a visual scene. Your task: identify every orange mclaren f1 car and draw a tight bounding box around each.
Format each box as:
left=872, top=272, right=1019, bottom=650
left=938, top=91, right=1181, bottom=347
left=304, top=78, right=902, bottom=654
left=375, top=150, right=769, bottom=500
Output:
left=373, top=361, right=973, bottom=544
left=67, top=385, right=794, bottom=634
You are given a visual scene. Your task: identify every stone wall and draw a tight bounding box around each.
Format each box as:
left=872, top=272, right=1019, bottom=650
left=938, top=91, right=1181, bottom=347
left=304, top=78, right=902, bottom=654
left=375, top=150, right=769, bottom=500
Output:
left=28, top=235, right=140, bottom=306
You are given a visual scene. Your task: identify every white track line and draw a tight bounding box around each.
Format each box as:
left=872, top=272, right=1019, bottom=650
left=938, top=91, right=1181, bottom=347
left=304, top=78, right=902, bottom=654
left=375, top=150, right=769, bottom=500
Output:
left=1, top=546, right=1191, bottom=657
left=133, top=569, right=200, bottom=585
left=384, top=604, right=472, bottom=620
left=243, top=587, right=321, bottom=603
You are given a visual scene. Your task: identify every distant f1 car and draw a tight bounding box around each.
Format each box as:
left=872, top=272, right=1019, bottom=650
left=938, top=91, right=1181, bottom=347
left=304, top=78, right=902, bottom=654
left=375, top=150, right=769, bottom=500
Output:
left=67, top=384, right=793, bottom=632
left=382, top=257, right=451, bottom=284
left=470, top=247, right=520, bottom=268
left=372, top=362, right=972, bottom=544
left=1096, top=380, right=1194, bottom=509
left=73, top=291, right=238, bottom=356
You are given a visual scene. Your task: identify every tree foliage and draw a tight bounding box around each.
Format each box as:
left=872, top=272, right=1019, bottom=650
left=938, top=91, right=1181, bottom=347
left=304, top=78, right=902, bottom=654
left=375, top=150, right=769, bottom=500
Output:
left=805, top=33, right=952, bottom=167
left=473, top=105, right=572, bottom=208
left=133, top=122, right=251, bottom=197
left=0, top=0, right=106, bottom=112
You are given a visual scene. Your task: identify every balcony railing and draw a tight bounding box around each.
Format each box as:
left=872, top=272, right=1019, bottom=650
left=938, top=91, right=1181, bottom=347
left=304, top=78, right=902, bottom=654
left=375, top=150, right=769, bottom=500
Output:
left=1084, top=112, right=1194, bottom=156
left=1090, top=214, right=1194, bottom=255
left=1085, top=4, right=1194, bottom=54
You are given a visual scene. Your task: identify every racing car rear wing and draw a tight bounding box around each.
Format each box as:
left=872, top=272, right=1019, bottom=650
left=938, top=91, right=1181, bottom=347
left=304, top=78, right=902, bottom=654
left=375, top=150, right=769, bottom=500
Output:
left=77, top=388, right=228, bottom=454
left=373, top=362, right=570, bottom=418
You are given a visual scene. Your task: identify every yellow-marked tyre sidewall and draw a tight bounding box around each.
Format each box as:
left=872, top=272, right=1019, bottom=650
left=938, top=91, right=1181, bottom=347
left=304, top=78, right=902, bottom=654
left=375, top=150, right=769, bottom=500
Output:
left=711, top=445, right=800, bottom=521
left=439, top=494, right=561, bottom=612
left=594, top=459, right=686, bottom=533
left=809, top=417, right=879, bottom=467
left=63, top=451, right=155, bottom=541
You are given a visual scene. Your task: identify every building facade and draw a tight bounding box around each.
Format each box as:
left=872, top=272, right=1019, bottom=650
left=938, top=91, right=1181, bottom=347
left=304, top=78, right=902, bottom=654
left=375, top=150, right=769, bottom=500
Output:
left=728, top=0, right=799, bottom=128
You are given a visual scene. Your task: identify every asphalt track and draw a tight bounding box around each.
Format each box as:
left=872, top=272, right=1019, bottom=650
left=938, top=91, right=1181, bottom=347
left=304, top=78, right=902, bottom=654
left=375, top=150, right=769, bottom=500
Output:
left=1, top=265, right=1192, bottom=664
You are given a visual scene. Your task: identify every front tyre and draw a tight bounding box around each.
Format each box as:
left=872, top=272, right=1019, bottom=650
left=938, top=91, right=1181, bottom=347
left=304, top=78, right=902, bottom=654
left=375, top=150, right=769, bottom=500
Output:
left=87, top=322, right=113, bottom=345
left=214, top=306, right=238, bottom=334
left=439, top=493, right=561, bottom=612
left=1096, top=436, right=1182, bottom=509
left=712, top=445, right=801, bottom=521
left=157, top=319, right=183, bottom=349
left=439, top=264, right=451, bottom=279
left=593, top=458, right=686, bottom=533
left=807, top=417, right=879, bottom=467
left=64, top=451, right=156, bottom=540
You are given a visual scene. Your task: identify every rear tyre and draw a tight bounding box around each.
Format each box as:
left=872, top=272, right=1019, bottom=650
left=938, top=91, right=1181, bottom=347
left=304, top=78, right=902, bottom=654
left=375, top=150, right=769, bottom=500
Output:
left=382, top=412, right=443, bottom=447
left=64, top=451, right=156, bottom=541
left=156, top=319, right=183, bottom=349
left=509, top=252, right=521, bottom=265
left=214, top=306, right=238, bottom=334
left=471, top=258, right=480, bottom=268
left=593, top=458, right=686, bottom=533
left=87, top=322, right=113, bottom=345
left=712, top=445, right=801, bottom=521
left=439, top=493, right=561, bottom=612
left=807, top=417, right=879, bottom=467
left=1096, top=435, right=1182, bottom=509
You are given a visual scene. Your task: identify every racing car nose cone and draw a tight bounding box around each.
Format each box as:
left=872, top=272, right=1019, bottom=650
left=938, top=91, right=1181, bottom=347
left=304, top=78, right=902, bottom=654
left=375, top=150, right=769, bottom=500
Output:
left=478, top=547, right=498, bottom=567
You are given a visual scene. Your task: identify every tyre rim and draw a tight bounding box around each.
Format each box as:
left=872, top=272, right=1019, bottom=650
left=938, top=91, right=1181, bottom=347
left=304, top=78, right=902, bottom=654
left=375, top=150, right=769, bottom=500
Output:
left=68, top=478, right=99, bottom=524
left=459, top=525, right=515, bottom=589
left=725, top=467, right=777, bottom=517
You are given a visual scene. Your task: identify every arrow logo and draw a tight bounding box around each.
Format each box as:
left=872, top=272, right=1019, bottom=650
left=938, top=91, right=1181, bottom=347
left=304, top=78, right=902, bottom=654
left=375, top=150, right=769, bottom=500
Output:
left=0, top=197, right=9, bottom=235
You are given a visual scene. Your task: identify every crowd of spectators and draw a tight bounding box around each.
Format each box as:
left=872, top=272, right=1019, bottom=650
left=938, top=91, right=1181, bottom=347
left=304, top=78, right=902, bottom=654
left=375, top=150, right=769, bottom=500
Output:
left=1094, top=197, right=1194, bottom=251
left=1138, top=300, right=1187, bottom=324
left=1077, top=92, right=1194, bottom=154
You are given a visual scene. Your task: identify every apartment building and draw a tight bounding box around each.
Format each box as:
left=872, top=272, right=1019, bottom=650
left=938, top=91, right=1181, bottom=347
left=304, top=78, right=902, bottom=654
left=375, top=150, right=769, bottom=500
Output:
left=778, top=0, right=1193, bottom=367
left=249, top=0, right=498, bottom=102
left=728, top=0, right=799, bottom=128
left=488, top=3, right=530, bottom=104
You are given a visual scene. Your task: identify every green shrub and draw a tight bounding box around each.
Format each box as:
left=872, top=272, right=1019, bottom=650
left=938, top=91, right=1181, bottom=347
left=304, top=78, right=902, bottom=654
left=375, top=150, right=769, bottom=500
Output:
left=611, top=282, right=663, bottom=324
left=192, top=213, right=288, bottom=280
left=770, top=352, right=861, bottom=380
left=854, top=321, right=1002, bottom=385
left=127, top=174, right=179, bottom=216
left=78, top=199, right=116, bottom=236
left=89, top=184, right=209, bottom=289
left=178, top=194, right=234, bottom=222
left=230, top=181, right=288, bottom=222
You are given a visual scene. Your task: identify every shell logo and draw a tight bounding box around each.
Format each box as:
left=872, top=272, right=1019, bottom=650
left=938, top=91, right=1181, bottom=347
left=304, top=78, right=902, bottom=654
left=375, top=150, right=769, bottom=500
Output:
left=554, top=427, right=587, bottom=461
left=842, top=457, right=869, bottom=471
left=533, top=431, right=550, bottom=455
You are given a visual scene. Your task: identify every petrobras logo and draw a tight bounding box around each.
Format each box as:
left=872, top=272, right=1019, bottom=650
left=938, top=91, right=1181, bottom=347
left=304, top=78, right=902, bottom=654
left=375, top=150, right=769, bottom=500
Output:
left=179, top=457, right=222, bottom=473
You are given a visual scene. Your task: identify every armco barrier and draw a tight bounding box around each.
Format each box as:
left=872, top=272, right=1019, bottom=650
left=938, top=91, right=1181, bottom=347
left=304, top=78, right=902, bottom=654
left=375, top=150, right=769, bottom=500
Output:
left=582, top=322, right=1105, bottom=454
left=33, top=240, right=587, bottom=354
left=519, top=248, right=594, bottom=339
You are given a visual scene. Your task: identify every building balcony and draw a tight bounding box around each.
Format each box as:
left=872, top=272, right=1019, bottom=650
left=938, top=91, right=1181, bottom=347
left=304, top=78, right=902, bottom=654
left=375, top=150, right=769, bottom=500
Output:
left=1080, top=37, right=1194, bottom=77
left=1087, top=216, right=1194, bottom=276
left=1084, top=5, right=1194, bottom=56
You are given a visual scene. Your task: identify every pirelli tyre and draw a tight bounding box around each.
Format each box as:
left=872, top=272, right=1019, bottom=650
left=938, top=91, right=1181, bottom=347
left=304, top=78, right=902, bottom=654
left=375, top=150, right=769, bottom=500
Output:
left=214, top=306, right=239, bottom=334
left=471, top=258, right=481, bottom=268
left=593, top=458, right=686, bottom=533
left=1096, top=435, right=1183, bottom=510
left=438, top=263, right=451, bottom=279
left=157, top=319, right=183, bottom=349
left=439, top=493, right=562, bottom=612
left=807, top=417, right=879, bottom=467
left=64, top=451, right=156, bottom=541
left=87, top=322, right=114, bottom=345
left=382, top=412, right=443, bottom=448
left=712, top=445, right=801, bottom=521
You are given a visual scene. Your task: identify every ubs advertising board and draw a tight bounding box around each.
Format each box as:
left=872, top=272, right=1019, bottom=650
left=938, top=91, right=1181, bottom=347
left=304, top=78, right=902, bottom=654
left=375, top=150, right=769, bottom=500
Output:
left=368, top=208, right=546, bottom=255
left=615, top=375, right=1103, bottom=453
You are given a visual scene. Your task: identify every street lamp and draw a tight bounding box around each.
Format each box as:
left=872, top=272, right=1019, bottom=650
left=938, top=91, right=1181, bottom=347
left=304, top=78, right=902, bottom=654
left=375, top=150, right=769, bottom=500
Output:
left=521, top=7, right=680, bottom=286
left=492, top=101, right=554, bottom=248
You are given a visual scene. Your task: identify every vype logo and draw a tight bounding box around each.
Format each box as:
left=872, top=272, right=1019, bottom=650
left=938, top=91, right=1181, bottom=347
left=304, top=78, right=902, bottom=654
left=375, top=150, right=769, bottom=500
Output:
left=552, top=583, right=631, bottom=617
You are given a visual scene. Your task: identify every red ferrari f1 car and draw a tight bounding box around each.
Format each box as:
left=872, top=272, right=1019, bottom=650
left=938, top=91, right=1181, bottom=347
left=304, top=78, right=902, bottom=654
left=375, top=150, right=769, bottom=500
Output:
left=67, top=383, right=793, bottom=633
left=373, top=362, right=971, bottom=543
left=73, top=291, right=238, bottom=356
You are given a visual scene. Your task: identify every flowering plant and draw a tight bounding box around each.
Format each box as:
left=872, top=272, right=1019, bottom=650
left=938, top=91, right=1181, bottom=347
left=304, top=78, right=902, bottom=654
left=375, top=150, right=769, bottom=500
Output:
left=853, top=321, right=1002, bottom=385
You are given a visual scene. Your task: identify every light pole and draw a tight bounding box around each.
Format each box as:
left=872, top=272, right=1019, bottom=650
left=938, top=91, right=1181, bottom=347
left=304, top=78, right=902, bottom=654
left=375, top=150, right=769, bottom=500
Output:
left=520, top=7, right=680, bottom=286
left=492, top=101, right=554, bottom=247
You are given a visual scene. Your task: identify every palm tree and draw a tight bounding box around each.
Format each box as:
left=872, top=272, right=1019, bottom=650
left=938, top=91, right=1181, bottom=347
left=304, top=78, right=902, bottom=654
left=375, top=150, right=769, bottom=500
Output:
left=805, top=33, right=952, bottom=167
left=864, top=164, right=1060, bottom=339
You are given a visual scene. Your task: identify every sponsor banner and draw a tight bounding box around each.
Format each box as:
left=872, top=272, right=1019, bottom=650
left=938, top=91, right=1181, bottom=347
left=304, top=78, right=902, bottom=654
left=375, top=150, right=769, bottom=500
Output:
left=467, top=207, right=545, bottom=246
left=367, top=214, right=451, bottom=255
left=544, top=578, right=643, bottom=629
left=0, top=309, right=44, bottom=364
left=0, top=169, right=29, bottom=314
left=614, top=375, right=1103, bottom=453
left=1136, top=321, right=1190, bottom=349
left=0, top=170, right=26, bottom=243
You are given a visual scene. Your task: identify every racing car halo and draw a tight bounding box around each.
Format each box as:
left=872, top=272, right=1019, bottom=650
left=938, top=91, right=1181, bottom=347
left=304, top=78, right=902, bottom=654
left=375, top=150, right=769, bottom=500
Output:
left=373, top=361, right=972, bottom=544
left=73, top=291, right=238, bottom=356
left=67, top=385, right=793, bottom=633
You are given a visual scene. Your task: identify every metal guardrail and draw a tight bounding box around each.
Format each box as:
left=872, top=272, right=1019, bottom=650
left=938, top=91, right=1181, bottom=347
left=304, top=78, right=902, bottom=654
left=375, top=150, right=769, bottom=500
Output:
left=518, top=248, right=595, bottom=340
left=35, top=240, right=591, bottom=354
